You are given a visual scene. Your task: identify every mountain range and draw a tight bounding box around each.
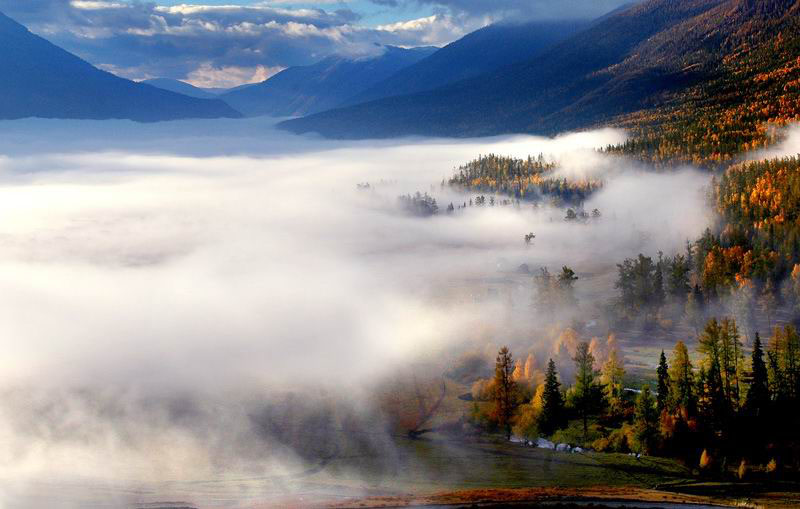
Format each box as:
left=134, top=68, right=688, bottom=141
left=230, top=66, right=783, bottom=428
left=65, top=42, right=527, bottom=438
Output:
left=280, top=0, right=800, bottom=140
left=220, top=46, right=437, bottom=118
left=0, top=11, right=241, bottom=122
left=343, top=19, right=590, bottom=107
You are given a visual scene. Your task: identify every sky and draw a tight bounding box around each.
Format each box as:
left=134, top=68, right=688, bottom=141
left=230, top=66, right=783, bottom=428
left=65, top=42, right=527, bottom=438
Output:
left=0, top=0, right=633, bottom=88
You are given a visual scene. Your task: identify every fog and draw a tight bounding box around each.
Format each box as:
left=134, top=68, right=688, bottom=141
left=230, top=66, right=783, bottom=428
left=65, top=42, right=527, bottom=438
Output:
left=0, top=118, right=712, bottom=508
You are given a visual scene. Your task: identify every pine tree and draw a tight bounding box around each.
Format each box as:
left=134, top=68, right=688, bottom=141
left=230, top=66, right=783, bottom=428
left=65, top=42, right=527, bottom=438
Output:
left=745, top=332, right=770, bottom=417
left=493, top=346, right=516, bottom=440
left=573, top=341, right=598, bottom=440
left=656, top=350, right=670, bottom=412
left=539, top=358, right=565, bottom=436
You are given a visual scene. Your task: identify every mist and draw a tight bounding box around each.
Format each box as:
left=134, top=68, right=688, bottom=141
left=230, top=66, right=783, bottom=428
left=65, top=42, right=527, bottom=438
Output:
left=0, top=118, right=713, bottom=508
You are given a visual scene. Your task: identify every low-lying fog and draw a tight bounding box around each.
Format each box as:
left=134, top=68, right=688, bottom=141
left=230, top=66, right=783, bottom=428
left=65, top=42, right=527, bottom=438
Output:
left=0, top=118, right=712, bottom=508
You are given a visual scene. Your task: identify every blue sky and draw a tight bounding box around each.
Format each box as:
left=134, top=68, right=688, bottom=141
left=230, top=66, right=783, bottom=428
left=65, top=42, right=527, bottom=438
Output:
left=0, top=0, right=632, bottom=87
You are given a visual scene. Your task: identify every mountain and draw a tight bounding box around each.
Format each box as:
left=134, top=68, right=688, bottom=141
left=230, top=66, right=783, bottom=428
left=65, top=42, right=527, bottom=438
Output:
left=141, top=78, right=217, bottom=99
left=0, top=11, right=241, bottom=122
left=281, top=0, right=800, bottom=141
left=221, top=46, right=438, bottom=118
left=344, top=19, right=590, bottom=106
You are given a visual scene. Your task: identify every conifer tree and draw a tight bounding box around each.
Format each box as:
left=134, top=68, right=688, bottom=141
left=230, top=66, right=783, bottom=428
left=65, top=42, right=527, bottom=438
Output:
left=634, top=385, right=659, bottom=454
left=573, top=341, right=598, bottom=440
left=656, top=350, right=670, bottom=412
left=745, top=332, right=770, bottom=417
left=539, top=358, right=565, bottom=436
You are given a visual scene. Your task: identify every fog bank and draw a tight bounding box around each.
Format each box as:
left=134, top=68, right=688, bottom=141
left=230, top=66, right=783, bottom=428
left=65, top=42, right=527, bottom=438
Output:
left=0, top=118, right=712, bottom=508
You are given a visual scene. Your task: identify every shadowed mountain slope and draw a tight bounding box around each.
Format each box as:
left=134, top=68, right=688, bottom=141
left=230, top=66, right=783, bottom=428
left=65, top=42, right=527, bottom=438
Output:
left=0, top=11, right=241, bottom=122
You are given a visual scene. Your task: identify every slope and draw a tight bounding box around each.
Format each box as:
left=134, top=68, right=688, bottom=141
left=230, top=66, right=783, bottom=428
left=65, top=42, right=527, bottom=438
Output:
left=141, top=78, right=217, bottom=99
left=280, top=0, right=769, bottom=139
left=221, top=46, right=437, bottom=118
left=0, top=11, right=241, bottom=122
left=344, top=19, right=590, bottom=106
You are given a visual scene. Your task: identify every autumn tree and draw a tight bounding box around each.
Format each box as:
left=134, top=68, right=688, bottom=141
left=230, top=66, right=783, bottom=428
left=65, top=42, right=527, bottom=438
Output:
left=669, top=341, right=696, bottom=417
left=601, top=342, right=626, bottom=417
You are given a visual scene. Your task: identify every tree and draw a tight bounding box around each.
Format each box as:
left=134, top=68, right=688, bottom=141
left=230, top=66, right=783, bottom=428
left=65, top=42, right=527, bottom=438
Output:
left=669, top=341, right=696, bottom=417
left=718, top=318, right=744, bottom=411
left=667, top=254, right=691, bottom=300
left=557, top=266, right=579, bottom=307
left=573, top=341, right=598, bottom=440
left=654, top=252, right=666, bottom=310
left=601, top=343, right=626, bottom=417
left=539, top=358, right=565, bottom=435
left=493, top=346, right=516, bottom=440
left=634, top=386, right=660, bottom=454
left=745, top=332, right=770, bottom=417
left=656, top=351, right=670, bottom=412
left=698, top=318, right=731, bottom=428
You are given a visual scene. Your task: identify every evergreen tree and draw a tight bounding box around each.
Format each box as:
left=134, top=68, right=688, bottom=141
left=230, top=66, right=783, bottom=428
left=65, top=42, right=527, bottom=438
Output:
left=699, top=319, right=731, bottom=428
left=654, top=252, right=666, bottom=310
left=656, top=350, right=670, bottom=412
left=539, top=358, right=565, bottom=435
left=745, top=332, right=770, bottom=417
left=634, top=386, right=660, bottom=454
left=493, top=346, right=516, bottom=440
left=573, top=341, right=598, bottom=440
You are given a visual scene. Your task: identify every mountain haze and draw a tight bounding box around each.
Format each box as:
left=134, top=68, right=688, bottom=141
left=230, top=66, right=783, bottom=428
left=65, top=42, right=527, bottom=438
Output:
left=221, top=46, right=437, bottom=118
left=0, top=11, right=241, bottom=122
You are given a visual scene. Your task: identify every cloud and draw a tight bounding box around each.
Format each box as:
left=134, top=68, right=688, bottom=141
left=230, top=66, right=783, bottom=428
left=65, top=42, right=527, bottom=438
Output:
left=185, top=62, right=285, bottom=88
left=0, top=0, right=467, bottom=86
left=373, top=0, right=636, bottom=20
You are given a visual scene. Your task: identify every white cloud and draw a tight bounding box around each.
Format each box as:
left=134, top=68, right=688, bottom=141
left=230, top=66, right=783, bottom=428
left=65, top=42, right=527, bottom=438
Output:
left=185, top=62, right=284, bottom=87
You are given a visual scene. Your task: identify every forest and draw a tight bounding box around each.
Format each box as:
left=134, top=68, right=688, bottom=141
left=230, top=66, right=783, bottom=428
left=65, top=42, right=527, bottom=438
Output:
left=424, top=138, right=800, bottom=481
left=448, top=154, right=603, bottom=205
left=606, top=15, right=800, bottom=169
left=467, top=314, right=800, bottom=479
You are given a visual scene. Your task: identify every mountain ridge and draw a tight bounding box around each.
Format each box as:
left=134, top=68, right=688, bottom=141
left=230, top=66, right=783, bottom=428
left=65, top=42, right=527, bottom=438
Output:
left=0, top=11, right=241, bottom=122
left=221, top=46, right=437, bottom=118
left=280, top=0, right=796, bottom=142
